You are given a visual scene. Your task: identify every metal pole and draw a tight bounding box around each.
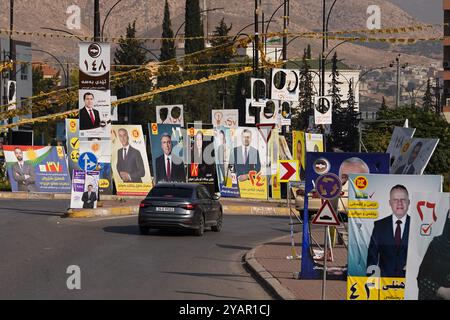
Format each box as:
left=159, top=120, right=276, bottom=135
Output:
left=396, top=57, right=400, bottom=108
left=282, top=0, right=288, bottom=63
left=8, top=0, right=15, bottom=145
left=254, top=0, right=260, bottom=77
left=322, top=226, right=329, bottom=300
left=94, top=0, right=101, bottom=42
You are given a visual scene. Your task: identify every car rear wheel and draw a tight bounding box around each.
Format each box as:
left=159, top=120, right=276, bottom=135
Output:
left=139, top=226, right=150, bottom=235
left=194, top=215, right=205, bottom=237
left=211, top=212, right=222, bottom=232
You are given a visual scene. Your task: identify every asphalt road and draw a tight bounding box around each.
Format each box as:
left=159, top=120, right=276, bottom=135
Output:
left=0, top=199, right=295, bottom=300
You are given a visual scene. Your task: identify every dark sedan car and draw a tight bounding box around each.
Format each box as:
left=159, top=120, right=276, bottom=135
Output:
left=138, top=183, right=223, bottom=236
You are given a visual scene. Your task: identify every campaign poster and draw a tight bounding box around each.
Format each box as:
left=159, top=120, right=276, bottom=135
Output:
left=211, top=109, right=239, bottom=128
left=269, top=130, right=281, bottom=199
left=213, top=126, right=240, bottom=198
left=230, top=127, right=268, bottom=199
left=292, top=131, right=306, bottom=180
left=70, top=170, right=100, bottom=209
left=4, top=146, right=71, bottom=193
left=390, top=138, right=439, bottom=175
left=65, top=119, right=81, bottom=175
left=386, top=126, right=416, bottom=167
left=111, top=125, right=153, bottom=196
left=271, top=68, right=300, bottom=102
left=305, top=152, right=390, bottom=194
left=79, top=42, right=110, bottom=91
left=149, top=123, right=186, bottom=185
left=156, top=105, right=184, bottom=127
left=347, top=174, right=442, bottom=300
left=305, top=133, right=324, bottom=152
left=78, top=89, right=112, bottom=138
left=405, top=192, right=450, bottom=300
left=187, top=124, right=216, bottom=195
left=79, top=140, right=112, bottom=195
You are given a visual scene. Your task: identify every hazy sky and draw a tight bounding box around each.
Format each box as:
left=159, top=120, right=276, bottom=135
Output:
left=389, top=0, right=442, bottom=24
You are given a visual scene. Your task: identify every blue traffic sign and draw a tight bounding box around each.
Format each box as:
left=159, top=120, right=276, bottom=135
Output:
left=315, top=173, right=342, bottom=200
left=78, top=152, right=98, bottom=171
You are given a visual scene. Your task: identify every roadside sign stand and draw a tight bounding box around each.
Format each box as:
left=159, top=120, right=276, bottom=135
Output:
left=256, top=123, right=275, bottom=201
left=322, top=226, right=329, bottom=300
left=287, top=181, right=301, bottom=260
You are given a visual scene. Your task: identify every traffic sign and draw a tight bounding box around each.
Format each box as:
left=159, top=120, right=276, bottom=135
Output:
left=78, top=152, right=98, bottom=171
left=256, top=123, right=275, bottom=144
left=312, top=200, right=341, bottom=226
left=278, top=160, right=298, bottom=182
left=315, top=173, right=342, bottom=200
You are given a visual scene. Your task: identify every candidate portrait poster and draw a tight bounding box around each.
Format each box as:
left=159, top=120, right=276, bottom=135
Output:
left=70, top=170, right=100, bottom=209
left=386, top=126, right=416, bottom=167
left=347, top=174, right=442, bottom=301
left=213, top=126, right=240, bottom=198
left=269, top=130, right=281, bottom=199
left=4, top=146, right=71, bottom=193
left=111, top=125, right=152, bottom=196
left=390, top=138, right=439, bottom=175
left=79, top=89, right=112, bottom=139
left=305, top=133, right=324, bottom=153
left=292, top=131, right=306, bottom=180
left=79, top=140, right=112, bottom=195
left=149, top=123, right=186, bottom=185
left=187, top=124, right=216, bottom=195
left=230, top=127, right=268, bottom=199
left=405, top=192, right=450, bottom=300
left=156, top=105, right=184, bottom=127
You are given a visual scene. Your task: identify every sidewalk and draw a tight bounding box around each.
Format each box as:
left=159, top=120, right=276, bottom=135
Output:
left=245, top=226, right=348, bottom=300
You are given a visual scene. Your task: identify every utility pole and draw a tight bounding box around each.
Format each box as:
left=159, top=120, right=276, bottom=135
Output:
left=254, top=0, right=260, bottom=77
left=94, top=0, right=101, bottom=42
left=282, top=0, right=289, bottom=64
left=8, top=0, right=15, bottom=145
left=396, top=56, right=400, bottom=108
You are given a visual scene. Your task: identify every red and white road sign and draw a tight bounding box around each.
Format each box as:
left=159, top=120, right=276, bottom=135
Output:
left=278, top=160, right=298, bottom=182
left=256, top=123, right=275, bottom=144
left=311, top=200, right=341, bottom=226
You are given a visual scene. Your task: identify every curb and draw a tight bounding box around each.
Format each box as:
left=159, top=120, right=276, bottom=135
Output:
left=244, top=237, right=297, bottom=300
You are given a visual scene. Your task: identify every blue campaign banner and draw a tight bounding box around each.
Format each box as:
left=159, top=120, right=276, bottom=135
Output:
left=4, top=145, right=71, bottom=193
left=305, top=152, right=390, bottom=194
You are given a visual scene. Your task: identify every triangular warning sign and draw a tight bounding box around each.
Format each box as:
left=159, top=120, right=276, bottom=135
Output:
left=256, top=123, right=275, bottom=144
left=311, top=200, right=340, bottom=226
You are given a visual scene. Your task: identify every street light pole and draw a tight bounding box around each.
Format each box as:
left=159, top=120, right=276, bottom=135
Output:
left=254, top=0, right=260, bottom=77
left=7, top=0, right=15, bottom=144
left=282, top=0, right=289, bottom=64
left=94, top=0, right=101, bottom=41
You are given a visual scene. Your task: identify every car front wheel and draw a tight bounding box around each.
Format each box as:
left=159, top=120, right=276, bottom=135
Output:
left=194, top=214, right=205, bottom=237
left=211, top=212, right=222, bottom=232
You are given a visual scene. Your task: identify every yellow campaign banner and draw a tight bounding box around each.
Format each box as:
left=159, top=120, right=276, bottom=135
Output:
left=271, top=174, right=281, bottom=199
left=238, top=171, right=268, bottom=199
left=379, top=277, right=405, bottom=300
left=292, top=131, right=305, bottom=172
left=347, top=276, right=380, bottom=300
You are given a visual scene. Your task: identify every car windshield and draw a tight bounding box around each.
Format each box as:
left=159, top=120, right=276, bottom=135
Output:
left=147, top=187, right=193, bottom=199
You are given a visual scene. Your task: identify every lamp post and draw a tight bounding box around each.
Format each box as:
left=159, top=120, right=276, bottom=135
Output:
left=390, top=54, right=408, bottom=108
left=174, top=8, right=224, bottom=40
left=101, top=0, right=125, bottom=40
left=40, top=27, right=85, bottom=41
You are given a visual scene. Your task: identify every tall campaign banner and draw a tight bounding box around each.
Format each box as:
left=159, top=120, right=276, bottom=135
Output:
left=156, top=105, right=184, bottom=127
left=70, top=170, right=100, bottom=209
left=292, top=131, right=306, bottom=180
left=347, top=174, right=442, bottom=300
left=65, top=119, right=81, bottom=175
left=149, top=123, right=186, bottom=184
left=213, top=126, right=240, bottom=198
left=305, top=152, right=390, bottom=194
left=391, top=138, right=439, bottom=175
left=230, top=127, right=268, bottom=199
left=111, top=125, right=152, bottom=196
left=211, top=109, right=239, bottom=128
left=405, top=192, right=450, bottom=300
left=79, top=42, right=111, bottom=138
left=187, top=124, right=216, bottom=195
left=386, top=126, right=416, bottom=167
left=4, top=146, right=71, bottom=193
left=79, top=140, right=112, bottom=195
left=269, top=130, right=281, bottom=199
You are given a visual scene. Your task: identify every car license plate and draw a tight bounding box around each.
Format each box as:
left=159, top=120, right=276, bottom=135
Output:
left=155, top=207, right=175, bottom=212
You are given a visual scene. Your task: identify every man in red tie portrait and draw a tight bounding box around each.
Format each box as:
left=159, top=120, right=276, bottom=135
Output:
left=154, top=133, right=186, bottom=183
left=367, top=184, right=411, bottom=278
left=79, top=92, right=102, bottom=130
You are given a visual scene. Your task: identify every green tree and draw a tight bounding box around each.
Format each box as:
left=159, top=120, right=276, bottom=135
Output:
left=114, top=21, right=153, bottom=126
left=363, top=106, right=450, bottom=191
left=422, top=78, right=433, bottom=112
left=293, top=50, right=313, bottom=130
left=185, top=0, right=204, bottom=55
left=327, top=52, right=344, bottom=150
left=160, top=0, right=176, bottom=62
left=340, top=79, right=360, bottom=151
left=380, top=96, right=389, bottom=112
left=306, top=44, right=312, bottom=60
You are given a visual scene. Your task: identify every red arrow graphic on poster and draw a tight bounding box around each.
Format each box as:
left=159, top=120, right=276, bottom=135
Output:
left=280, top=162, right=296, bottom=181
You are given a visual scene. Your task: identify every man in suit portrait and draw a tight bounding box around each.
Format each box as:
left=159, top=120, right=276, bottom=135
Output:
left=79, top=92, right=104, bottom=131
left=367, top=184, right=411, bottom=278
left=395, top=141, right=423, bottom=174
left=229, top=129, right=261, bottom=182
left=12, top=147, right=36, bottom=192
left=116, top=128, right=145, bottom=183
left=81, top=184, right=97, bottom=209
left=155, top=133, right=186, bottom=183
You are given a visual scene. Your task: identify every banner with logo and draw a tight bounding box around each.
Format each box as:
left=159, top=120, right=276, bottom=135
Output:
left=405, top=192, right=450, bottom=300
left=211, top=109, right=239, bottom=128
left=156, top=105, right=184, bottom=127
left=314, top=96, right=332, bottom=125
left=213, top=126, right=240, bottom=198
left=149, top=123, right=186, bottom=185
left=79, top=140, right=112, bottom=195
left=347, top=174, right=442, bottom=300
left=65, top=119, right=81, bottom=175
left=386, top=127, right=416, bottom=167
left=390, top=138, right=439, bottom=175
left=111, top=125, right=152, bottom=196
left=70, top=170, right=100, bottom=209
left=79, top=42, right=110, bottom=90
left=231, top=127, right=268, bottom=199
left=271, top=68, right=300, bottom=102
left=4, top=146, right=71, bottom=193
left=186, top=124, right=216, bottom=194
